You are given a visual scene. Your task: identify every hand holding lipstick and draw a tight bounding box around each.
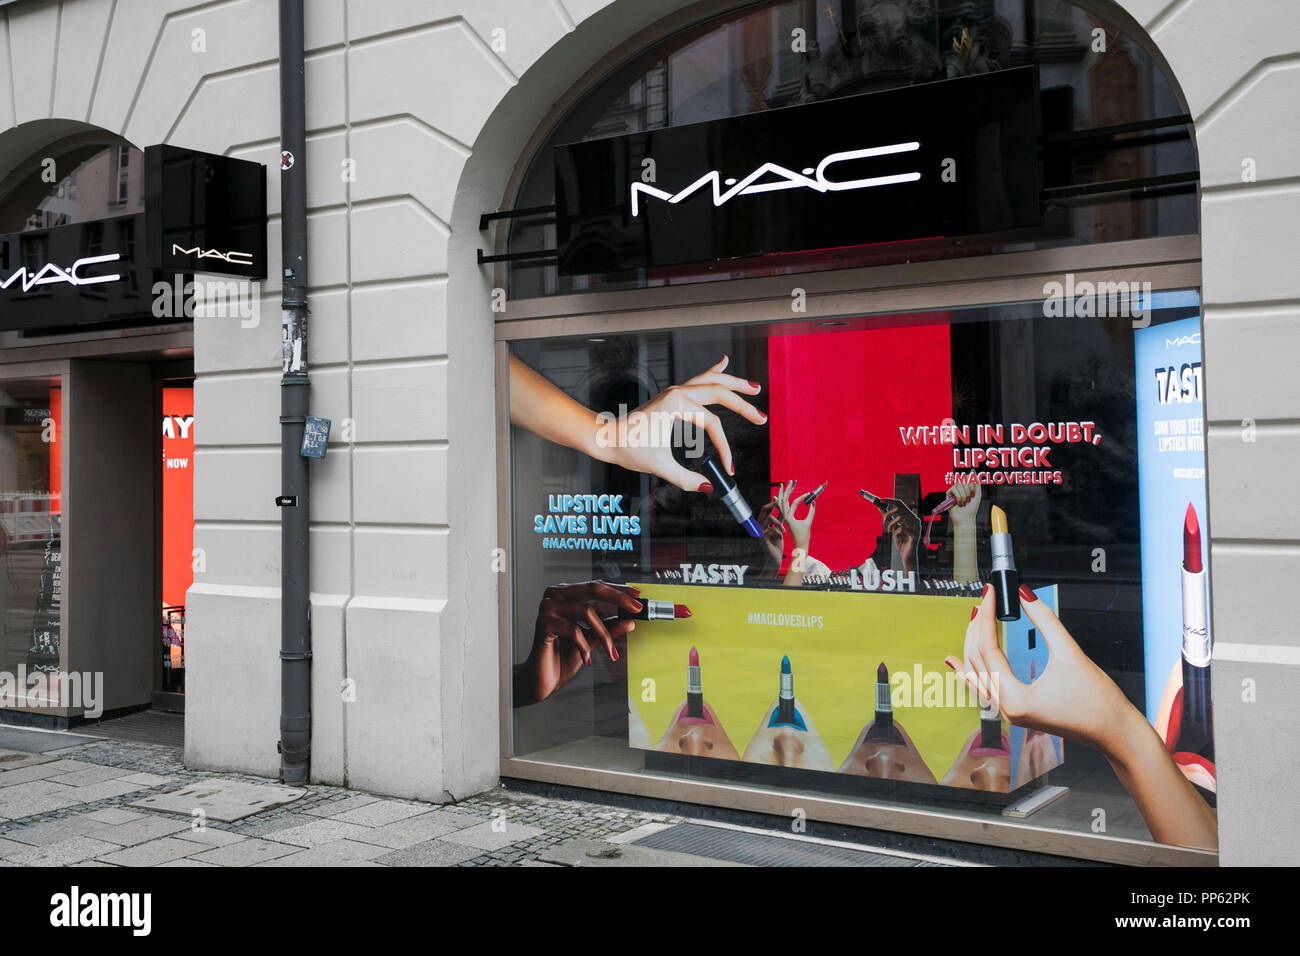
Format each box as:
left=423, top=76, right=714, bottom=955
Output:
left=514, top=581, right=642, bottom=707
left=508, top=354, right=766, bottom=493
left=758, top=501, right=785, bottom=572
left=604, top=356, right=768, bottom=492
left=946, top=481, right=981, bottom=526
left=948, top=585, right=1127, bottom=750
left=860, top=489, right=920, bottom=574
left=946, top=584, right=1218, bottom=850
left=774, top=480, right=817, bottom=586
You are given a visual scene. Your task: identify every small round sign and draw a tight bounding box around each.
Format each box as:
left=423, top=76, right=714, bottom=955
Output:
left=280, top=150, right=295, bottom=170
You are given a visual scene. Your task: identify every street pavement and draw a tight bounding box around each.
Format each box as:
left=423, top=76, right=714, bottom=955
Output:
left=0, top=726, right=962, bottom=867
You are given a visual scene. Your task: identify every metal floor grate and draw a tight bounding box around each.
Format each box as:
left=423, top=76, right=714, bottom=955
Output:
left=82, top=711, right=184, bottom=748
left=633, top=822, right=947, bottom=867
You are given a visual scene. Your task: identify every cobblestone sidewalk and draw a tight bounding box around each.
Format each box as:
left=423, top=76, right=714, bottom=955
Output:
left=0, top=735, right=703, bottom=867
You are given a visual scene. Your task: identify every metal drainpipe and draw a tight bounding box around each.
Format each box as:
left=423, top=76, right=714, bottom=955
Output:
left=278, top=0, right=311, bottom=785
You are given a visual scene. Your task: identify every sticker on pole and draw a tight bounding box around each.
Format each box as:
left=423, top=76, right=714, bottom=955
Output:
left=281, top=150, right=295, bottom=170
left=300, top=416, right=331, bottom=459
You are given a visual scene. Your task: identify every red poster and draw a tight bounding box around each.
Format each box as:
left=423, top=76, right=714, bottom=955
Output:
left=162, top=388, right=194, bottom=610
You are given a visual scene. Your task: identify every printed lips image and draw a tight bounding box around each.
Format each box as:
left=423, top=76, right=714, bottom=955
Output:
left=742, top=656, right=836, bottom=770
left=838, top=663, right=937, bottom=783
left=656, top=647, right=739, bottom=759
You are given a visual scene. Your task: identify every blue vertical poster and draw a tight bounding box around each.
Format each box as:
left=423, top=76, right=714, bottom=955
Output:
left=1134, top=311, right=1208, bottom=730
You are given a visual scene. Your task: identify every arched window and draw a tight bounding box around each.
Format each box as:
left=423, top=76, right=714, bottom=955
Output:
left=0, top=139, right=144, bottom=235
left=506, top=0, right=1195, bottom=298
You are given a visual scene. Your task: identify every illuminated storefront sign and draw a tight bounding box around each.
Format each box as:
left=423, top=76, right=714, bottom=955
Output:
left=555, top=67, right=1041, bottom=275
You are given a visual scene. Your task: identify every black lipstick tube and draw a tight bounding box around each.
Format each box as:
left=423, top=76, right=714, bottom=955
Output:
left=701, top=455, right=761, bottom=537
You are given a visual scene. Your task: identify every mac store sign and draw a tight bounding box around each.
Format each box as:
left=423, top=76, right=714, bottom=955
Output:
left=0, top=146, right=266, bottom=334
left=554, top=67, right=1042, bottom=275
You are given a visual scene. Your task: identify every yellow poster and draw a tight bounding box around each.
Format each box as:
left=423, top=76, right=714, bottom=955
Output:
left=627, top=583, right=1060, bottom=790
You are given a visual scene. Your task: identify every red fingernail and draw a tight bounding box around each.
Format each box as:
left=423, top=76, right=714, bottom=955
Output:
left=632, top=601, right=643, bottom=612
left=1019, top=584, right=1037, bottom=603
left=698, top=482, right=714, bottom=494
left=748, top=380, right=761, bottom=390
left=983, top=583, right=993, bottom=598
left=611, top=648, right=620, bottom=662
left=970, top=607, right=979, bottom=621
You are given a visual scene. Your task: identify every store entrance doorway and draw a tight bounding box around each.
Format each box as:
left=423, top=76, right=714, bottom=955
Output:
left=154, top=366, right=193, bottom=713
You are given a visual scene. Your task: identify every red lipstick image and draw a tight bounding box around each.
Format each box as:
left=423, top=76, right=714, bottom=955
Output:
left=1183, top=502, right=1203, bottom=574
left=686, top=646, right=703, bottom=719
left=1173, top=502, right=1215, bottom=802
left=618, top=599, right=691, bottom=622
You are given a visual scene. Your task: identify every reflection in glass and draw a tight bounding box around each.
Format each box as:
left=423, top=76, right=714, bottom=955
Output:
left=0, top=379, right=62, bottom=708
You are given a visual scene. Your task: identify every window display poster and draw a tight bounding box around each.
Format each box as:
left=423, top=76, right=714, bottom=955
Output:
left=626, top=582, right=1062, bottom=792
left=1134, top=311, right=1214, bottom=801
left=510, top=295, right=1218, bottom=848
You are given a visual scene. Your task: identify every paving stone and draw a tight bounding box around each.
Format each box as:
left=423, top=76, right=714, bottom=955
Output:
left=0, top=836, right=31, bottom=857
left=301, top=794, right=380, bottom=818
left=173, top=826, right=247, bottom=847
left=263, top=818, right=374, bottom=848
left=46, top=766, right=133, bottom=787
left=84, top=808, right=146, bottom=825
left=130, top=780, right=306, bottom=821
left=373, top=839, right=483, bottom=867
left=0, top=779, right=73, bottom=800
left=261, top=853, right=385, bottom=867
left=255, top=840, right=391, bottom=866
left=157, top=858, right=219, bottom=867
left=6, top=817, right=104, bottom=846
left=329, top=800, right=430, bottom=828
left=0, top=751, right=56, bottom=772
left=0, top=789, right=84, bottom=818
left=5, top=837, right=124, bottom=867
left=119, top=772, right=174, bottom=787
left=438, top=821, right=545, bottom=852
left=187, top=838, right=301, bottom=867
left=24, top=759, right=102, bottom=774
left=97, top=837, right=203, bottom=867
left=230, top=812, right=320, bottom=837
left=64, top=780, right=150, bottom=803
left=348, top=811, right=482, bottom=849
left=0, top=763, right=68, bottom=785
left=88, top=815, right=191, bottom=846
left=538, top=839, right=745, bottom=867
left=606, top=822, right=675, bottom=844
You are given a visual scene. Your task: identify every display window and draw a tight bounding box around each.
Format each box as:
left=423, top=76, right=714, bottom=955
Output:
left=495, top=0, right=1210, bottom=862
left=505, top=292, right=1216, bottom=855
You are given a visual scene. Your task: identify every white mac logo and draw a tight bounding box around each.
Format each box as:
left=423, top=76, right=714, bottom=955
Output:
left=0, top=253, right=121, bottom=293
left=172, top=243, right=254, bottom=266
left=630, top=141, right=922, bottom=216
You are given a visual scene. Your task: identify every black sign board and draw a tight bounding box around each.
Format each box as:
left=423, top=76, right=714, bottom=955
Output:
left=555, top=68, right=1041, bottom=275
left=0, top=214, right=167, bottom=333
left=145, top=145, right=267, bottom=280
